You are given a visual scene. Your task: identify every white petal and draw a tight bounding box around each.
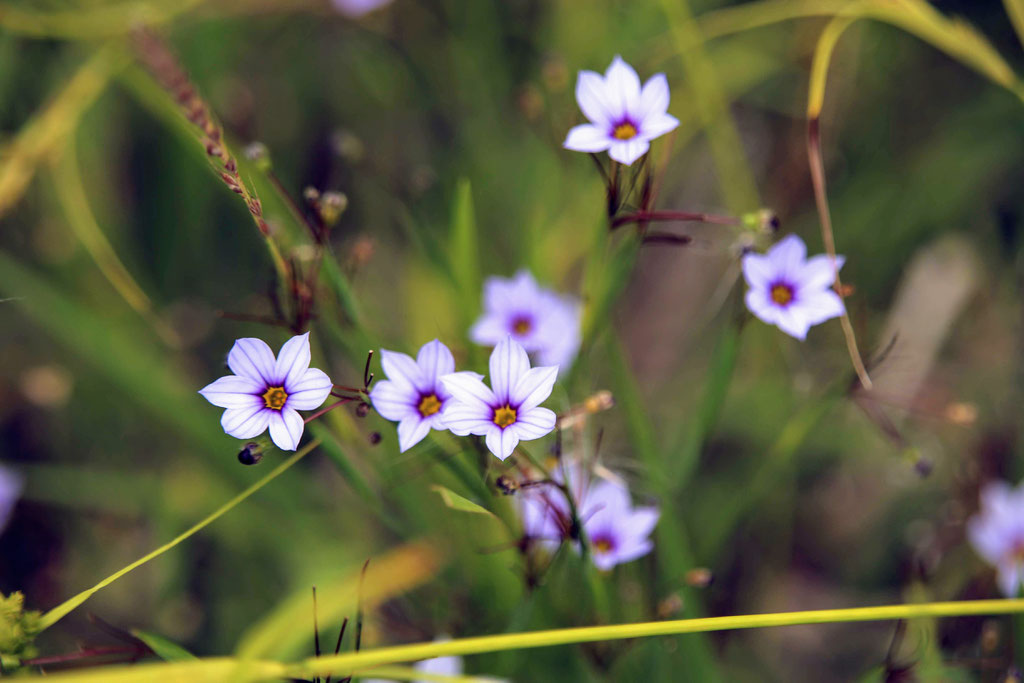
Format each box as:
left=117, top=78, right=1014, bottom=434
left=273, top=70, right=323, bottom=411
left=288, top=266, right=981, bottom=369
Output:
left=575, top=70, right=616, bottom=126
left=636, top=73, right=670, bottom=118
left=604, top=56, right=642, bottom=120
left=485, top=427, right=519, bottom=461
left=741, top=253, right=776, bottom=289
left=511, top=407, right=556, bottom=440
left=607, top=138, right=650, bottom=165
left=285, top=368, right=333, bottom=411
left=797, top=254, right=845, bottom=291
left=416, top=339, right=456, bottom=382
left=997, top=560, right=1023, bottom=597
left=221, top=405, right=271, bottom=440
left=199, top=375, right=263, bottom=408
left=773, top=306, right=811, bottom=340
left=268, top=408, right=304, bottom=451
left=639, top=112, right=678, bottom=140
left=583, top=480, right=632, bottom=519
left=440, top=372, right=494, bottom=409
left=769, top=234, right=807, bottom=279
left=511, top=365, right=558, bottom=412
left=489, top=337, right=531, bottom=403
left=380, top=349, right=424, bottom=391
left=564, top=123, right=612, bottom=153
left=397, top=416, right=431, bottom=452
left=227, top=338, right=277, bottom=383
left=793, top=290, right=845, bottom=326
left=441, top=402, right=493, bottom=436
left=470, top=313, right=511, bottom=347
left=274, top=332, right=312, bottom=388
left=370, top=380, right=418, bottom=422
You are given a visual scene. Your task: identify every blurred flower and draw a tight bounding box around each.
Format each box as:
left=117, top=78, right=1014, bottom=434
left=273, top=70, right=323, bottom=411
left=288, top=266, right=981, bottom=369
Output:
left=563, top=55, right=679, bottom=166
left=370, top=339, right=456, bottom=452
left=518, top=463, right=659, bottom=570
left=741, top=234, right=845, bottom=340
left=364, top=637, right=507, bottom=683
left=968, top=480, right=1024, bottom=597
left=441, top=337, right=557, bottom=460
left=0, top=465, right=22, bottom=535
left=199, top=332, right=332, bottom=451
left=331, top=0, right=391, bottom=18
left=470, top=270, right=581, bottom=370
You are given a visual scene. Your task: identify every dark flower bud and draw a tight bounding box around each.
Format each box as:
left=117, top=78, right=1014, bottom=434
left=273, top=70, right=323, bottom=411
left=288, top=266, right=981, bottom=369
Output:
left=496, top=475, right=519, bottom=495
left=238, top=442, right=263, bottom=466
left=356, top=402, right=371, bottom=418
left=368, top=431, right=382, bottom=445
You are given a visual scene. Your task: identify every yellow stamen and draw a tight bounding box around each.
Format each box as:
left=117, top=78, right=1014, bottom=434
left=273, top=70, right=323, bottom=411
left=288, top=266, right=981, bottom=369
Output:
left=594, top=539, right=613, bottom=554
left=512, top=317, right=532, bottom=335
left=770, top=284, right=793, bottom=306
left=493, top=405, right=517, bottom=428
left=262, top=386, right=288, bottom=410
left=418, top=394, right=442, bottom=417
left=613, top=122, right=637, bottom=140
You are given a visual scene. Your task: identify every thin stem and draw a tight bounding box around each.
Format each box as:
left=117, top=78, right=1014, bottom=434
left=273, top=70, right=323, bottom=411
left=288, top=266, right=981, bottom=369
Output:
left=303, top=398, right=357, bottom=424
left=611, top=210, right=741, bottom=230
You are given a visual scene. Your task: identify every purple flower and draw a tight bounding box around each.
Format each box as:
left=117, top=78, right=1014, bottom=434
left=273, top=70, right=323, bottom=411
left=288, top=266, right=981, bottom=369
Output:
left=370, top=339, right=456, bottom=452
left=968, top=480, right=1024, bottom=597
left=741, top=234, right=846, bottom=340
left=518, top=464, right=659, bottom=570
left=441, top=337, right=557, bottom=461
left=0, top=465, right=22, bottom=535
left=331, top=0, right=391, bottom=18
left=563, top=55, right=679, bottom=166
left=199, top=332, right=332, bottom=452
left=470, top=270, right=581, bottom=370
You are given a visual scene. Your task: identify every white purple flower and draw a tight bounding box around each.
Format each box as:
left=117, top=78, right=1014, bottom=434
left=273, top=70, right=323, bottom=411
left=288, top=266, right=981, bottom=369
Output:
left=563, top=55, right=679, bottom=166
left=518, top=464, right=659, bottom=570
left=741, top=234, right=846, bottom=340
left=199, top=332, right=333, bottom=452
left=469, top=270, right=581, bottom=370
left=331, top=0, right=392, bottom=18
left=370, top=339, right=456, bottom=452
left=968, top=480, right=1024, bottom=597
left=441, top=337, right=557, bottom=461
left=0, top=465, right=22, bottom=535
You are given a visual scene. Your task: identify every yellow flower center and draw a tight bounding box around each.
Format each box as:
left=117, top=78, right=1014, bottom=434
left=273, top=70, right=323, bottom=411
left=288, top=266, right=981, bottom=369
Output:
left=493, top=405, right=517, bottom=428
left=613, top=122, right=638, bottom=140
left=262, top=386, right=288, bottom=410
left=594, top=538, right=613, bottom=554
left=418, top=393, right=442, bottom=417
left=770, top=283, right=794, bottom=306
left=512, top=316, right=532, bottom=335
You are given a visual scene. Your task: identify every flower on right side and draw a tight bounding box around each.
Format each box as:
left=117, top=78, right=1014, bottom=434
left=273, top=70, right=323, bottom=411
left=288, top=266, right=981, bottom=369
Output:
left=968, top=480, right=1024, bottom=597
left=741, top=234, right=846, bottom=340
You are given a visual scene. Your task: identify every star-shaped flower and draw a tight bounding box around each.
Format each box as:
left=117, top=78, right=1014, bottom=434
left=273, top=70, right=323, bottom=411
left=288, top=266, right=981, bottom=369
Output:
left=441, top=337, right=557, bottom=461
left=968, top=480, right=1024, bottom=597
left=741, top=234, right=846, bottom=340
left=199, top=332, right=333, bottom=451
left=563, top=55, right=679, bottom=166
left=370, top=339, right=457, bottom=452
left=469, top=270, right=581, bottom=370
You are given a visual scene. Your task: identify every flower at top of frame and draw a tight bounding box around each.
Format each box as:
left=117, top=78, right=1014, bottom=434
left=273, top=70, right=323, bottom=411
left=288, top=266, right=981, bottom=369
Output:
left=741, top=234, right=846, bottom=341
left=199, top=332, right=333, bottom=452
left=370, top=339, right=457, bottom=452
left=0, top=465, right=22, bottom=536
left=331, top=0, right=392, bottom=18
left=968, top=479, right=1024, bottom=597
left=563, top=55, right=680, bottom=166
left=470, top=270, right=581, bottom=371
left=518, top=462, right=660, bottom=571
left=440, top=337, right=558, bottom=461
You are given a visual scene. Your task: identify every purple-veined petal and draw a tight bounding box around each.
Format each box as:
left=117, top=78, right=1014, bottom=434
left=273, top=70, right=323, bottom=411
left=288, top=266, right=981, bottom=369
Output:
left=794, top=290, right=845, bottom=326
left=773, top=306, right=811, bottom=340
left=268, top=408, right=304, bottom=451
left=583, top=481, right=632, bottom=520
left=611, top=538, right=654, bottom=566
left=769, top=234, right=807, bottom=279
left=636, top=73, right=670, bottom=119
left=227, top=338, right=277, bottom=383
left=274, top=332, right=312, bottom=388
left=741, top=253, right=776, bottom=290
left=744, top=288, right=780, bottom=325
left=575, top=70, right=616, bottom=126
left=638, top=112, right=678, bottom=140
left=369, top=380, right=418, bottom=422
left=490, top=337, right=531, bottom=403
left=485, top=426, right=519, bottom=461
left=441, top=401, right=493, bottom=436
left=380, top=349, right=424, bottom=391
left=564, top=123, right=612, bottom=153
left=512, top=407, right=556, bottom=440
left=604, top=56, right=641, bottom=120
left=416, top=339, right=456, bottom=383
left=199, top=375, right=264, bottom=409
left=625, top=506, right=660, bottom=539
left=797, top=254, right=845, bottom=291
left=470, top=313, right=511, bottom=347
left=511, top=365, right=558, bottom=412
left=607, top=138, right=650, bottom=165
left=440, top=372, right=493, bottom=410
left=221, top=404, right=272, bottom=440
left=286, top=367, right=333, bottom=411
left=397, top=416, right=431, bottom=452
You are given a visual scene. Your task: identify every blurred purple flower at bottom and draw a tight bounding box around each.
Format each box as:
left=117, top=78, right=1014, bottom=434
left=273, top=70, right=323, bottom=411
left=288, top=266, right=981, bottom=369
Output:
left=441, top=337, right=557, bottom=461
left=370, top=339, right=456, bottom=452
left=0, top=465, right=22, bottom=535
left=470, top=270, right=581, bottom=370
left=331, top=0, right=392, bottom=18
left=968, top=480, right=1024, bottom=597
left=199, top=332, right=333, bottom=451
left=741, top=234, right=845, bottom=340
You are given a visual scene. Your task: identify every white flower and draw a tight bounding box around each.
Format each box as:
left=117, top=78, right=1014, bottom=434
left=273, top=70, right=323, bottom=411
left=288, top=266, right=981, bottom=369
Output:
left=563, top=55, right=679, bottom=166
left=968, top=480, right=1024, bottom=597
left=199, top=333, right=333, bottom=451
left=741, top=234, right=846, bottom=340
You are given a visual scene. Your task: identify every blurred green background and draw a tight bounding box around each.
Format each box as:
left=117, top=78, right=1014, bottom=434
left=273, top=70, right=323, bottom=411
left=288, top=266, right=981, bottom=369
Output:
left=1, top=0, right=1023, bottom=680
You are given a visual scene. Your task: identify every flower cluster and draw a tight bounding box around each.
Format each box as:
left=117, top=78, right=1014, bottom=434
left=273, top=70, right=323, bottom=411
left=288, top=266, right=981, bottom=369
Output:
left=968, top=480, right=1024, bottom=597
left=518, top=463, right=659, bottom=570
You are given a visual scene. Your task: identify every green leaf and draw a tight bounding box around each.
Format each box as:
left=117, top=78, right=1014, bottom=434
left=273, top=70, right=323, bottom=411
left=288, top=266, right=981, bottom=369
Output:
left=131, top=629, right=198, bottom=662
left=449, top=178, right=480, bottom=319
left=430, top=484, right=495, bottom=517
